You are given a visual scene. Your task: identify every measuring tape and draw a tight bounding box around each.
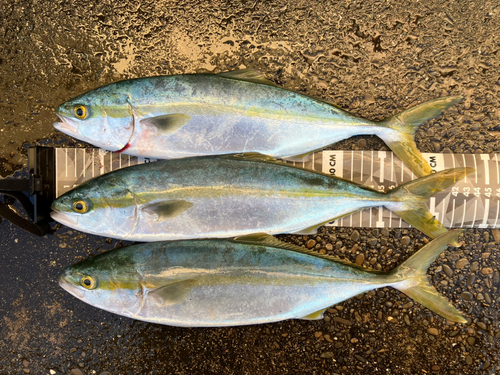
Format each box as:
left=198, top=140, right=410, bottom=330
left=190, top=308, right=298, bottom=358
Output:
left=54, top=149, right=497, bottom=229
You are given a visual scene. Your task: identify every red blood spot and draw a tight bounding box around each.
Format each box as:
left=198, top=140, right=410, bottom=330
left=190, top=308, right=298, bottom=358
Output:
left=116, top=143, right=131, bottom=154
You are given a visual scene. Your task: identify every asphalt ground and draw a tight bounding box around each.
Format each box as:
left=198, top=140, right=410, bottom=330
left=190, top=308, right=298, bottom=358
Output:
left=1, top=0, right=500, bottom=374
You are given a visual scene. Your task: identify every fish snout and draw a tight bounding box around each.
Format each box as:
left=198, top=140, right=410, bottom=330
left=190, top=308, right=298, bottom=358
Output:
left=54, top=114, right=79, bottom=135
left=59, top=274, right=86, bottom=299
left=50, top=211, right=80, bottom=228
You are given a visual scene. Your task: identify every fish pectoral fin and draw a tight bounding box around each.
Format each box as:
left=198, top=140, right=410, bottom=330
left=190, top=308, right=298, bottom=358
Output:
left=148, top=279, right=198, bottom=307
left=140, top=114, right=191, bottom=135
left=218, top=69, right=277, bottom=87
left=142, top=200, right=194, bottom=222
left=299, top=308, right=328, bottom=320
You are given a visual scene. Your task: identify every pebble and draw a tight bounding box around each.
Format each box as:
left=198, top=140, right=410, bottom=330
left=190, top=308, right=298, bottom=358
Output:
left=336, top=241, right=343, bottom=249
left=324, top=334, right=333, bottom=343
left=477, top=322, right=487, bottom=330
left=314, top=331, right=322, bottom=338
left=466, top=355, right=473, bottom=365
left=467, top=274, right=476, bottom=287
left=467, top=337, right=476, bottom=345
left=306, top=239, right=316, bottom=249
left=321, top=352, right=334, bottom=359
left=70, top=369, right=84, bottom=375
left=492, top=229, right=500, bottom=242
left=401, top=236, right=411, bottom=246
left=354, top=354, right=366, bottom=362
left=50, top=371, right=56, bottom=375
left=432, top=365, right=440, bottom=371
left=23, top=360, right=29, bottom=367
left=351, top=230, right=360, bottom=242
left=404, top=315, right=411, bottom=325
left=402, top=301, right=413, bottom=309
left=461, top=291, right=473, bottom=301
left=70, top=348, right=77, bottom=353
left=58, top=242, right=67, bottom=248
left=100, top=372, right=112, bottom=375
left=23, top=369, right=30, bottom=374
left=481, top=268, right=493, bottom=275
left=367, top=238, right=377, bottom=247
left=350, top=244, right=359, bottom=253
left=471, top=262, right=479, bottom=272
left=355, top=253, right=365, bottom=266
left=427, top=328, right=439, bottom=336
left=333, top=317, right=352, bottom=326
left=456, top=258, right=469, bottom=269
left=356, top=139, right=367, bottom=148
left=325, top=243, right=333, bottom=251
left=443, top=264, right=453, bottom=277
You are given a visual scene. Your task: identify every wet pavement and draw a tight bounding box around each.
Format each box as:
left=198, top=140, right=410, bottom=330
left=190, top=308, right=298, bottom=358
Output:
left=1, top=0, right=500, bottom=374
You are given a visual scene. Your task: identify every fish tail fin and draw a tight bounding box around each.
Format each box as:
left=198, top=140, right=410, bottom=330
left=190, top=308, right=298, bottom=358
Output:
left=389, top=230, right=467, bottom=323
left=387, top=167, right=474, bottom=244
left=377, top=96, right=463, bottom=177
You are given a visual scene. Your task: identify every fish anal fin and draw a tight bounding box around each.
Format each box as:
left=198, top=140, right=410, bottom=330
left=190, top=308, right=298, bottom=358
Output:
left=292, top=224, right=322, bottom=235
left=140, top=114, right=191, bottom=135
left=142, top=200, right=193, bottom=222
left=148, top=279, right=198, bottom=307
left=299, top=308, right=328, bottom=320
left=218, top=69, right=277, bottom=87
left=232, top=233, right=303, bottom=251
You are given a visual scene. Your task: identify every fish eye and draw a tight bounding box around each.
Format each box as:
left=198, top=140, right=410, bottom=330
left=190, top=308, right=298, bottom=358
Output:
left=72, top=200, right=89, bottom=214
left=74, top=105, right=88, bottom=119
left=81, top=275, right=97, bottom=289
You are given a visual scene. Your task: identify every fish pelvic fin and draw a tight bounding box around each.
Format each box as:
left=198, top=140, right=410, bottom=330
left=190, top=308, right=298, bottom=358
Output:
left=377, top=96, right=463, bottom=177
left=389, top=230, right=467, bottom=323
left=388, top=167, right=474, bottom=245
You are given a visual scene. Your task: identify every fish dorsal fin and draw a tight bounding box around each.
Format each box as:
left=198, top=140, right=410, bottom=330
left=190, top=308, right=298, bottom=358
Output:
left=218, top=69, right=278, bottom=87
left=309, top=95, right=344, bottom=110
left=148, top=279, right=198, bottom=307
left=222, top=152, right=284, bottom=164
left=142, top=200, right=193, bottom=222
left=232, top=233, right=380, bottom=271
left=140, top=114, right=191, bottom=135
left=299, top=308, right=328, bottom=320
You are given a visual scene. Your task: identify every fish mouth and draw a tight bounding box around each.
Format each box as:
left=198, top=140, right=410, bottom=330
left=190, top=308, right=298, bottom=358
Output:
left=59, top=275, right=86, bottom=299
left=54, top=114, right=79, bottom=135
left=51, top=211, right=80, bottom=229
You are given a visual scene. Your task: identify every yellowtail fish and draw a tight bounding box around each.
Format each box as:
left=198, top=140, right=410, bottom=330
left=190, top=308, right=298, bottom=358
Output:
left=54, top=69, right=462, bottom=177
left=59, top=230, right=466, bottom=327
left=50, top=153, right=472, bottom=243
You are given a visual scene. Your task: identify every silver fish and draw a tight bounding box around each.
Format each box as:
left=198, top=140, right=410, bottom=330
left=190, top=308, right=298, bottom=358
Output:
left=54, top=69, right=462, bottom=177
left=59, top=230, right=466, bottom=327
left=50, top=153, right=472, bottom=243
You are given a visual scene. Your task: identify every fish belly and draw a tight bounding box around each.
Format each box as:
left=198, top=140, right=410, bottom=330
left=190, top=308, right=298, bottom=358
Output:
left=132, top=280, right=382, bottom=327
left=128, top=195, right=371, bottom=241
